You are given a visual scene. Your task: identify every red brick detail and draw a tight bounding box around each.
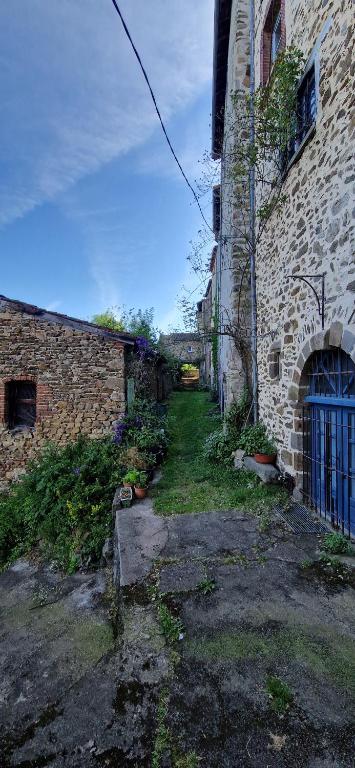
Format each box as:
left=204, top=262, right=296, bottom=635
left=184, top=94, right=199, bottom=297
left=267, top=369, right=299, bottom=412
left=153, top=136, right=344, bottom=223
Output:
left=0, top=376, right=51, bottom=425
left=260, top=0, right=286, bottom=87
left=36, top=383, right=51, bottom=421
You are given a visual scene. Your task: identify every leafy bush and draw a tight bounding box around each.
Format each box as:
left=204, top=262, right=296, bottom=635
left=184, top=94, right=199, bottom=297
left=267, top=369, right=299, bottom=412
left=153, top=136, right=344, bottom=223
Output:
left=224, top=388, right=250, bottom=444
left=202, top=429, right=234, bottom=466
left=181, top=363, right=196, bottom=373
left=113, top=398, right=168, bottom=457
left=266, top=675, right=293, bottom=713
left=135, top=472, right=149, bottom=489
left=0, top=436, right=122, bottom=572
left=321, top=532, right=353, bottom=555
left=120, top=446, right=155, bottom=471
left=123, top=469, right=141, bottom=486
left=238, top=422, right=277, bottom=455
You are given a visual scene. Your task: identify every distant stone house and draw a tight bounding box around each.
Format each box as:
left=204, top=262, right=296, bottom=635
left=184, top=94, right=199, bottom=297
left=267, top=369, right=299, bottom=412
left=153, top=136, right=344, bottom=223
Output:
left=211, top=0, right=355, bottom=535
left=0, top=295, right=166, bottom=486
left=159, top=333, right=203, bottom=365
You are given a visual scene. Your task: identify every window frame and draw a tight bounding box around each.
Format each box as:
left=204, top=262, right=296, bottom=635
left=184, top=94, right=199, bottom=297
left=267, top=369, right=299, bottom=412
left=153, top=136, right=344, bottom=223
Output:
left=268, top=341, right=282, bottom=382
left=281, top=60, right=318, bottom=176
left=271, top=9, right=282, bottom=65
left=6, top=380, right=37, bottom=431
left=260, top=0, right=285, bottom=87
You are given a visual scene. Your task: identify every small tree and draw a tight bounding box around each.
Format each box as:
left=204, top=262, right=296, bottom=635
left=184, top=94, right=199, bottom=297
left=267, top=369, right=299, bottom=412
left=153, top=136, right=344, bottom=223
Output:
left=92, top=307, right=124, bottom=332
left=180, top=47, right=305, bottom=396
left=92, top=306, right=158, bottom=346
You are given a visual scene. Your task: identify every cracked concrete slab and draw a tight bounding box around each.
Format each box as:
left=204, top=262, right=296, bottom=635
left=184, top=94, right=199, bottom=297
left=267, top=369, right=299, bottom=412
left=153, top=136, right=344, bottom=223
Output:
left=115, top=496, right=168, bottom=587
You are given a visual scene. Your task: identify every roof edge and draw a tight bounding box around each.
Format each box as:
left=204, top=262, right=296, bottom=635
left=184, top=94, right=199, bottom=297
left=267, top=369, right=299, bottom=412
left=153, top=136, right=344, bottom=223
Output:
left=212, top=0, right=233, bottom=159
left=0, top=294, right=136, bottom=345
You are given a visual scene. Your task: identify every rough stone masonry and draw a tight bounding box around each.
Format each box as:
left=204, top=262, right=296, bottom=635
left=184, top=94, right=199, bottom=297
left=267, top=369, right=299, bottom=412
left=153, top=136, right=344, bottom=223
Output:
left=0, top=296, right=134, bottom=486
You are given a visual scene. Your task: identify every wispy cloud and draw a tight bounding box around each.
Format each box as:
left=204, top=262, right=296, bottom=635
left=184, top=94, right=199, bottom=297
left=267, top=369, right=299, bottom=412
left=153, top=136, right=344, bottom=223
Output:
left=45, top=299, right=62, bottom=312
left=0, top=0, right=213, bottom=228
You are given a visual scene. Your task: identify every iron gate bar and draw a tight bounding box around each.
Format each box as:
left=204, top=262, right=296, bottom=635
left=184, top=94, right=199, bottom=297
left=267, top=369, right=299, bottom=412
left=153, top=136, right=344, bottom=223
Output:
left=302, top=405, right=355, bottom=537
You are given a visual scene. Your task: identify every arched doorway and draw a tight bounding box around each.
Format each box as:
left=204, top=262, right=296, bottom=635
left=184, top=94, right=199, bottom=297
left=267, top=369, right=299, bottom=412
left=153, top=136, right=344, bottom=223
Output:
left=303, top=349, right=355, bottom=536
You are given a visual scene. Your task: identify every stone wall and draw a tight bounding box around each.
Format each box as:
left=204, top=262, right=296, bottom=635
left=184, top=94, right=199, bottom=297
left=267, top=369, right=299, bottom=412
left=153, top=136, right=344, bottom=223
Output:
left=0, top=300, right=127, bottom=485
left=159, top=334, right=203, bottom=364
left=254, top=0, right=355, bottom=487
left=216, top=0, right=252, bottom=410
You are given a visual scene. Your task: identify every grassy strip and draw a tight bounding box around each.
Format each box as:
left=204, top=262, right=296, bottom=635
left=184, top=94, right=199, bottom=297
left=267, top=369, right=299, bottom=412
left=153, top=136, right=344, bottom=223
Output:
left=152, top=690, right=199, bottom=768
left=152, top=391, right=286, bottom=516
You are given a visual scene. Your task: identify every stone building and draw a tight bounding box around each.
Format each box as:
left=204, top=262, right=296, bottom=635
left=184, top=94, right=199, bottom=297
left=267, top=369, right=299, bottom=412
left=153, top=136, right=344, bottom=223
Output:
left=197, top=247, right=218, bottom=391
left=212, top=0, right=355, bottom=535
left=0, top=295, right=166, bottom=486
left=211, top=0, right=252, bottom=410
left=159, top=333, right=203, bottom=366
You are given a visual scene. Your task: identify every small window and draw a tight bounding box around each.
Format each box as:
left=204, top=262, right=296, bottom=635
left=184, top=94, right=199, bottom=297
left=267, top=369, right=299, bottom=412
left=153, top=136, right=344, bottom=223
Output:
left=213, top=185, right=221, bottom=237
left=268, top=343, right=282, bottom=381
left=187, top=346, right=193, bottom=353
left=282, top=65, right=317, bottom=170
left=271, top=10, right=282, bottom=64
left=6, top=380, right=36, bottom=429
left=297, top=66, right=317, bottom=144
left=261, top=0, right=285, bottom=85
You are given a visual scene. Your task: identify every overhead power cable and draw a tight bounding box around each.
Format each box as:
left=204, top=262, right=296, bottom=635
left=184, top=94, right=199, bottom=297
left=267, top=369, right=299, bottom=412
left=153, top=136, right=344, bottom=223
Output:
left=109, top=0, right=213, bottom=233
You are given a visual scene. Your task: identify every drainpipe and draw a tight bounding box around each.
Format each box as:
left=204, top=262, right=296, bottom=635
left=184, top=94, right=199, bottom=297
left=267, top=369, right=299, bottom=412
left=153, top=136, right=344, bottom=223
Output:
left=249, top=0, right=259, bottom=423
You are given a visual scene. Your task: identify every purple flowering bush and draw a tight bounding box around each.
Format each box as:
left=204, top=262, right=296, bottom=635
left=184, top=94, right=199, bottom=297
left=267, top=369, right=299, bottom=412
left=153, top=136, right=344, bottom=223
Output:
left=113, top=398, right=168, bottom=464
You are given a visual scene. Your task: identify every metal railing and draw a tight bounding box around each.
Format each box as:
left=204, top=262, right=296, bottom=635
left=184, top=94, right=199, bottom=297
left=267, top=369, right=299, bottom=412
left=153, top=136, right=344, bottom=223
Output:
left=302, top=405, right=355, bottom=537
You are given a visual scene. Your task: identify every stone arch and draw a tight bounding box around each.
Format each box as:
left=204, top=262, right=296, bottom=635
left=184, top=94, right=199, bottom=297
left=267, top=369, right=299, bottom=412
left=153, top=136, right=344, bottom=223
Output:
left=287, top=322, right=355, bottom=493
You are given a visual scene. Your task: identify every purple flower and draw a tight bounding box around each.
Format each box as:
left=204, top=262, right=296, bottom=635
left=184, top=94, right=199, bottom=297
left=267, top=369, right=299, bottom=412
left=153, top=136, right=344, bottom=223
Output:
left=136, top=336, right=152, bottom=358
left=73, top=467, right=81, bottom=476
left=113, top=420, right=129, bottom=445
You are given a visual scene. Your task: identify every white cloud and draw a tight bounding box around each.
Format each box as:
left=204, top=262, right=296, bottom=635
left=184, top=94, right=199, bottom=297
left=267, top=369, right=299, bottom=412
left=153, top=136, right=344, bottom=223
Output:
left=0, top=0, right=214, bottom=228
left=45, top=299, right=62, bottom=312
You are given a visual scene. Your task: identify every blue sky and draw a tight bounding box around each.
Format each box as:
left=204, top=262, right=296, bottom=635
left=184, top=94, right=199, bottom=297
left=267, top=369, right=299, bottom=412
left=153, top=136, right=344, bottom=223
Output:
left=0, top=0, right=215, bottom=330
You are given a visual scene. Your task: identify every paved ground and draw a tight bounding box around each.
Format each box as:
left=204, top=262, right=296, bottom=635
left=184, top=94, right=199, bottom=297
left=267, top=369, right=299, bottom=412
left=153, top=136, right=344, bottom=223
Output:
left=1, top=501, right=355, bottom=767
left=117, top=501, right=355, bottom=767
left=0, top=559, right=169, bottom=767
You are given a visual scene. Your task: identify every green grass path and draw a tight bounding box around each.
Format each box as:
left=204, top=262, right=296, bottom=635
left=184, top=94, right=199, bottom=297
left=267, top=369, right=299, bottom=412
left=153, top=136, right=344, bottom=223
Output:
left=152, top=391, right=285, bottom=516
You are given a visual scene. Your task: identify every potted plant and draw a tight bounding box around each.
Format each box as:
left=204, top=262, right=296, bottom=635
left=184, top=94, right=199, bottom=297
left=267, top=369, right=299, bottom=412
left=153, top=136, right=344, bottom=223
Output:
left=134, top=471, right=149, bottom=500
left=123, top=469, right=140, bottom=488
left=238, top=422, right=277, bottom=465
left=119, top=486, right=133, bottom=508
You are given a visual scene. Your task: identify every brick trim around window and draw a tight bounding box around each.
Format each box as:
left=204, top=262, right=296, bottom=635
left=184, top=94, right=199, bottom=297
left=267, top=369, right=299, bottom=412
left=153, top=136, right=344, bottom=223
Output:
left=0, top=376, right=51, bottom=427
left=260, top=0, right=286, bottom=87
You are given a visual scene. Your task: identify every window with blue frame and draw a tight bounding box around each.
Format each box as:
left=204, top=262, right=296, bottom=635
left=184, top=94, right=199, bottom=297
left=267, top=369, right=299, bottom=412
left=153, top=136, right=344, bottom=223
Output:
left=307, top=349, right=355, bottom=399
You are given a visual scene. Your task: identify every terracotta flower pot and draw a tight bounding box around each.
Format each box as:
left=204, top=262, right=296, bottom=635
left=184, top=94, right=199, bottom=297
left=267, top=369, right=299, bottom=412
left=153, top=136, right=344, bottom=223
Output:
left=254, top=453, right=277, bottom=465
left=134, top=486, right=147, bottom=499
left=123, top=482, right=133, bottom=488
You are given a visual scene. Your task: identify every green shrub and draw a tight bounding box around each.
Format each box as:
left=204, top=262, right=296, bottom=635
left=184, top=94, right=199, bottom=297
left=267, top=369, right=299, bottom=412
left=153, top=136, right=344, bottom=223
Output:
left=0, top=436, right=122, bottom=572
left=202, top=429, right=234, bottom=466
left=114, top=398, right=168, bottom=457
left=224, top=388, right=250, bottom=443
left=321, top=532, right=353, bottom=555
left=135, top=472, right=149, bottom=489
left=266, top=675, right=293, bottom=713
left=123, top=469, right=141, bottom=486
left=238, top=422, right=277, bottom=455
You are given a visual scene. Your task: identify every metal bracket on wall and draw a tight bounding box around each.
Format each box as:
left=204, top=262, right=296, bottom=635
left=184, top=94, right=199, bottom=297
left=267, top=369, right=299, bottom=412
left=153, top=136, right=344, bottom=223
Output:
left=288, top=273, right=326, bottom=330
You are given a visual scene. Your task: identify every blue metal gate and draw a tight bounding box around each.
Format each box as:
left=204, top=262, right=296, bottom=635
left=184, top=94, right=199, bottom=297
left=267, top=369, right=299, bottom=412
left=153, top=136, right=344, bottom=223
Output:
left=302, top=350, right=355, bottom=537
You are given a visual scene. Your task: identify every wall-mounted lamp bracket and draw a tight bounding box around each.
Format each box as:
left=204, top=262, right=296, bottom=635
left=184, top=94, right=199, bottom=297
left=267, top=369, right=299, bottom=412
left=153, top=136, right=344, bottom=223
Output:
left=288, top=273, right=326, bottom=330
